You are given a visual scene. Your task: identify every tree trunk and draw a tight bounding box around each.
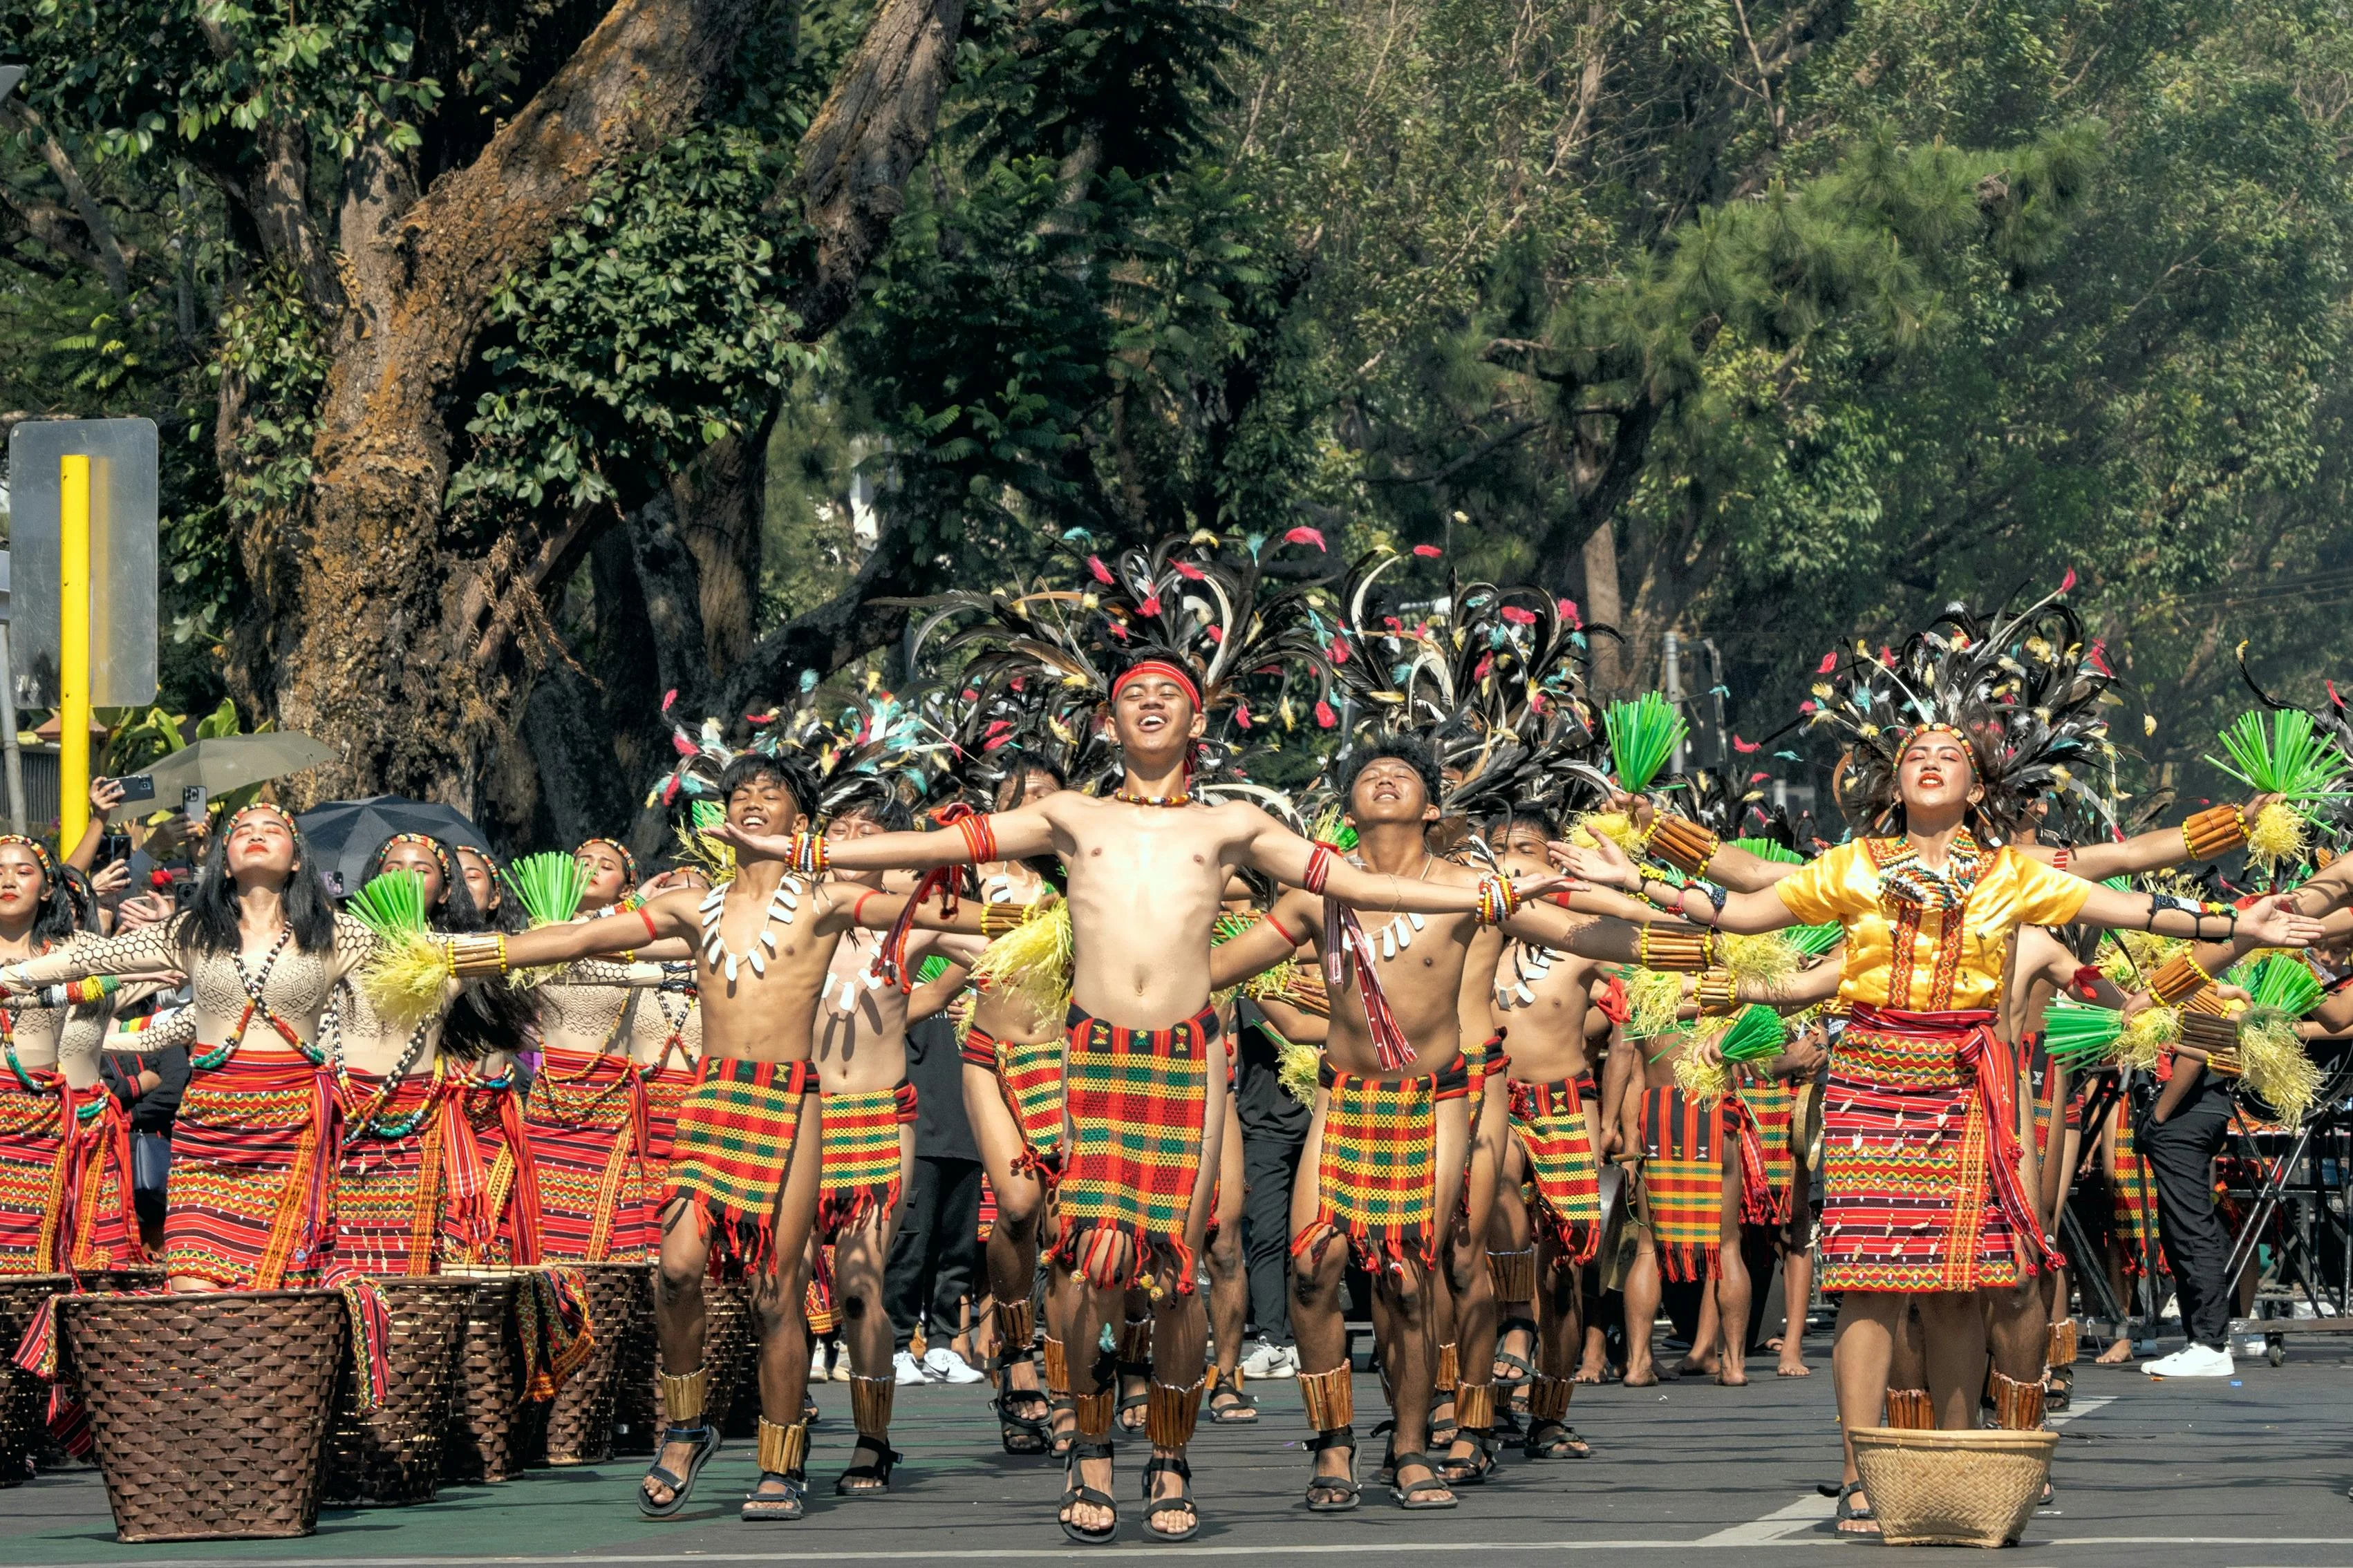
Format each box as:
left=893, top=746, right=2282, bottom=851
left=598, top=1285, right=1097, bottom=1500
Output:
left=1581, top=520, right=1624, bottom=694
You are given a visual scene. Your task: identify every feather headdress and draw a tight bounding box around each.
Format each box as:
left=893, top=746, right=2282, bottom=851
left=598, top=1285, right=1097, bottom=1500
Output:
left=899, top=532, right=1340, bottom=780
left=1324, top=556, right=1613, bottom=821
left=1804, top=589, right=2117, bottom=839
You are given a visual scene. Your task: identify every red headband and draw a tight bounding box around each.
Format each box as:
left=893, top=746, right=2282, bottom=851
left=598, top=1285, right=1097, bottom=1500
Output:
left=1112, top=660, right=1201, bottom=709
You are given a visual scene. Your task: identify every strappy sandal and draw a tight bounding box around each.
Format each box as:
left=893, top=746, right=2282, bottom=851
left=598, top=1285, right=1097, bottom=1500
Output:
left=638, top=1423, right=722, bottom=1518
left=1207, top=1383, right=1259, bottom=1424
left=1835, top=1480, right=1879, bottom=1535
left=1390, top=1452, right=1457, bottom=1510
left=1492, top=1323, right=1537, bottom=1390
left=1049, top=1394, right=1078, bottom=1458
left=1059, top=1437, right=1119, bottom=1545
left=1304, top=1426, right=1361, bottom=1513
left=1439, top=1432, right=1497, bottom=1487
left=1524, top=1417, right=1591, bottom=1460
left=1117, top=1388, right=1151, bottom=1433
left=835, top=1433, right=901, bottom=1495
left=1141, top=1453, right=1201, bottom=1542
left=1370, top=1419, right=1398, bottom=1487
left=996, top=1385, right=1054, bottom=1454
left=803, top=1392, right=821, bottom=1426
left=742, top=1471, right=807, bottom=1522
left=1429, top=1395, right=1458, bottom=1452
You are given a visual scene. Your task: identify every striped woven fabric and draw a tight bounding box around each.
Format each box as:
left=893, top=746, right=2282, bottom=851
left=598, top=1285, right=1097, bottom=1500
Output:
left=521, top=1043, right=648, bottom=1264
left=1817, top=1012, right=2023, bottom=1294
left=166, top=1052, right=334, bottom=1290
left=0, top=1068, right=139, bottom=1273
left=1052, top=1004, right=1215, bottom=1291
left=331, top=1071, right=449, bottom=1279
left=452, top=1070, right=538, bottom=1265
left=2110, top=1111, right=2163, bottom=1278
left=638, top=1060, right=695, bottom=1220
left=1640, top=1084, right=1723, bottom=1283
left=1508, top=1073, right=1602, bottom=1263
left=1293, top=1055, right=1465, bottom=1277
left=818, top=1079, right=918, bottom=1238
left=971, top=1026, right=1065, bottom=1179
left=665, top=1055, right=817, bottom=1278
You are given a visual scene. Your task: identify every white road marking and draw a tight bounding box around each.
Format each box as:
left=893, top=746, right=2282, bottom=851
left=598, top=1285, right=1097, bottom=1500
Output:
left=2048, top=1394, right=2114, bottom=1428
left=1695, top=1493, right=1841, bottom=1544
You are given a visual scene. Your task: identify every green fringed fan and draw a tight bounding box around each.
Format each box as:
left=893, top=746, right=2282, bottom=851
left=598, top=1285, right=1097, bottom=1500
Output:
left=2230, top=954, right=2325, bottom=1019
left=1604, top=694, right=1687, bottom=793
left=346, top=869, right=430, bottom=940
left=505, top=851, right=588, bottom=928
left=1731, top=836, right=1806, bottom=865
left=1788, top=922, right=1843, bottom=956
left=2042, top=998, right=2126, bottom=1064
left=1715, top=1004, right=1787, bottom=1064
left=2209, top=710, right=2353, bottom=873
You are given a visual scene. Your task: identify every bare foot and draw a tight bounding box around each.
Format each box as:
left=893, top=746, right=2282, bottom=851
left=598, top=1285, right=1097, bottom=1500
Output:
left=1777, top=1354, right=1811, bottom=1377
left=1672, top=1352, right=1717, bottom=1378
left=2094, top=1339, right=2134, bottom=1366
left=1622, top=1363, right=1660, bottom=1388
left=1716, top=1368, right=1749, bottom=1387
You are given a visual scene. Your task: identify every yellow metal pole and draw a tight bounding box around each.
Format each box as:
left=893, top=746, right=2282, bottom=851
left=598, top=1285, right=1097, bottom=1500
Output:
left=59, top=453, right=91, bottom=851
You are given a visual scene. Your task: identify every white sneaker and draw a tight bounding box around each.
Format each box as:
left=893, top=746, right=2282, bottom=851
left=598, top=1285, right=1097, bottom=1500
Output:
left=923, top=1346, right=987, bottom=1385
left=2144, top=1343, right=2235, bottom=1378
left=810, top=1342, right=830, bottom=1379
left=893, top=1349, right=933, bottom=1386
left=1237, top=1339, right=1280, bottom=1379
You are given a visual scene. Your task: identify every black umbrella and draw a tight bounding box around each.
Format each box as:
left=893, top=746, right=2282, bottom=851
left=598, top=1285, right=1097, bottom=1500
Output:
left=295, top=795, right=491, bottom=897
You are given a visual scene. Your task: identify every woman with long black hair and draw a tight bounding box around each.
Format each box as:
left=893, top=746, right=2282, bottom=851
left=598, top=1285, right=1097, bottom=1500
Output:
left=441, top=842, right=543, bottom=1264
left=0, top=835, right=150, bottom=1273
left=0, top=804, right=374, bottom=1292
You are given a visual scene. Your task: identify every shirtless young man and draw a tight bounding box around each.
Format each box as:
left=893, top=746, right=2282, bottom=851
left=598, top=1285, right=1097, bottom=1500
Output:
left=1210, top=739, right=1666, bottom=1513
left=805, top=792, right=962, bottom=1496
left=718, top=663, right=1566, bottom=1543
left=435, top=751, right=975, bottom=1524
left=1478, top=810, right=1620, bottom=1449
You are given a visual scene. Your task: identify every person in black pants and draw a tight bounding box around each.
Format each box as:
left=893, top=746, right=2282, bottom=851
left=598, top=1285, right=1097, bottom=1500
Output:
left=100, top=1030, right=189, bottom=1256
left=2135, top=1068, right=2239, bottom=1377
left=885, top=1012, right=988, bottom=1380
left=1233, top=999, right=1312, bottom=1374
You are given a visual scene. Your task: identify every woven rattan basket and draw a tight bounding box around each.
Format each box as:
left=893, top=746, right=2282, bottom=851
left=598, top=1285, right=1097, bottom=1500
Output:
left=441, top=1274, right=527, bottom=1482
left=1851, top=1426, right=2059, bottom=1547
left=77, top=1266, right=167, bottom=1294
left=0, top=1274, right=70, bottom=1485
left=324, top=1276, right=472, bottom=1505
left=611, top=1273, right=657, bottom=1456
left=64, top=1288, right=346, bottom=1542
left=538, top=1262, right=644, bottom=1466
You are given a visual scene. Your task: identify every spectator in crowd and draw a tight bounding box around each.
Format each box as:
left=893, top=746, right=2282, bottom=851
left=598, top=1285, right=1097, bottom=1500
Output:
left=885, top=1010, right=988, bottom=1384
left=1233, top=996, right=1314, bottom=1378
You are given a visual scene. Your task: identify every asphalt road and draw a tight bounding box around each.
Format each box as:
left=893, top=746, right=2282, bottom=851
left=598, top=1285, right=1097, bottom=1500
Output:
left=8, top=1334, right=2353, bottom=1566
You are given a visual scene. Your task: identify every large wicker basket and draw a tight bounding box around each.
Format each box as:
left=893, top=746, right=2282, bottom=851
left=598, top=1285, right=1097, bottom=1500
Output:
left=63, top=1288, right=347, bottom=1542
left=1851, top=1426, right=2059, bottom=1547
left=538, top=1262, right=645, bottom=1466
left=441, top=1274, right=527, bottom=1483
left=611, top=1273, right=658, bottom=1457
left=324, top=1276, right=472, bottom=1505
left=0, top=1274, right=70, bottom=1486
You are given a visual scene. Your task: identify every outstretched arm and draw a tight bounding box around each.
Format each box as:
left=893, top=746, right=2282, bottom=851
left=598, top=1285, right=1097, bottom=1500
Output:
left=493, top=895, right=697, bottom=969
left=2073, top=884, right=2322, bottom=950
left=1239, top=810, right=1562, bottom=915
left=1552, top=832, right=1799, bottom=935
left=1497, top=901, right=1659, bottom=965
left=716, top=804, right=1058, bottom=873
left=1209, top=892, right=1319, bottom=990
left=2018, top=793, right=2278, bottom=880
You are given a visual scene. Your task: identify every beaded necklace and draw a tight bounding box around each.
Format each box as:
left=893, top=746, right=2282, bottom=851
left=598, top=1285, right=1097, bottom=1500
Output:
left=193, top=927, right=317, bottom=1069
left=1113, top=788, right=1193, bottom=808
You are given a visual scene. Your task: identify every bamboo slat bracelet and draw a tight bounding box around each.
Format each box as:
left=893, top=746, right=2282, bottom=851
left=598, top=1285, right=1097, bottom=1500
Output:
left=448, top=933, right=511, bottom=979
left=1694, top=971, right=1739, bottom=1016
left=2181, top=804, right=2249, bottom=860
left=1646, top=815, right=1721, bottom=879
left=2175, top=1008, right=2242, bottom=1072
left=1638, top=927, right=1718, bottom=972
left=2145, top=952, right=2213, bottom=1005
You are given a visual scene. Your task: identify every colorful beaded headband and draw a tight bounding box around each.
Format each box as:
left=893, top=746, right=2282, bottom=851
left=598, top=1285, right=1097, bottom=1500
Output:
left=375, top=831, right=452, bottom=882
left=576, top=836, right=639, bottom=889
left=227, top=802, right=298, bottom=836
left=0, top=833, right=57, bottom=880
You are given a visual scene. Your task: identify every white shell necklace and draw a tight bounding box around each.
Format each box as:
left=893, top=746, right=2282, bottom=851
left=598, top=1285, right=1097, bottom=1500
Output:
left=699, top=876, right=801, bottom=983
left=820, top=928, right=886, bottom=1017
left=1495, top=943, right=1562, bottom=1009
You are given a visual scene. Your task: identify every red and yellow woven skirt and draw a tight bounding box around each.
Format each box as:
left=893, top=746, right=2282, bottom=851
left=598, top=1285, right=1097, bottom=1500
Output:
left=1052, top=1004, right=1215, bottom=1290
left=1294, top=1053, right=1468, bottom=1278
left=332, top=1069, right=462, bottom=1279
left=1640, top=1083, right=1724, bottom=1283
left=1819, top=1005, right=2046, bottom=1294
left=818, top=1079, right=917, bottom=1238
left=166, top=1051, right=334, bottom=1289
left=1508, top=1071, right=1603, bottom=1264
left=2109, top=1106, right=2163, bottom=1278
left=0, top=1064, right=139, bottom=1273
left=665, top=1055, right=817, bottom=1278
left=964, top=1024, right=1064, bottom=1180
left=451, top=1066, right=538, bottom=1265
left=522, top=1043, right=654, bottom=1264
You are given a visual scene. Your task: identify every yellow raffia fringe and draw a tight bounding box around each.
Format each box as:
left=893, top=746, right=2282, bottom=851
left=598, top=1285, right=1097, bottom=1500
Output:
left=360, top=933, right=456, bottom=1034
left=1722, top=932, right=1800, bottom=988
left=1624, top=967, right=1686, bottom=1039
left=1571, top=811, right=1646, bottom=855
left=1672, top=1020, right=1732, bottom=1104
left=971, top=900, right=1074, bottom=1018
left=2238, top=1012, right=2321, bottom=1128
left=2117, top=1005, right=2178, bottom=1070
left=1275, top=1036, right=1321, bottom=1108
left=2247, top=801, right=2307, bottom=873
left=673, top=821, right=735, bottom=883
left=2102, top=928, right=2186, bottom=989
